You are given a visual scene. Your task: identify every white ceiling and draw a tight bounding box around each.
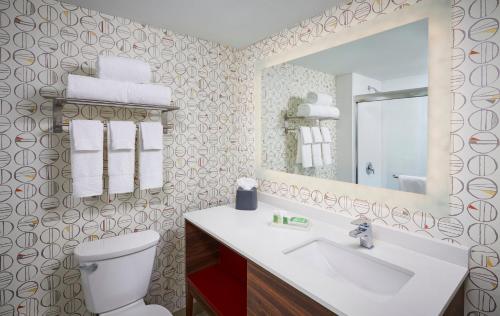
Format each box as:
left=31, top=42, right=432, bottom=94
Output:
left=60, top=0, right=339, bottom=48
left=291, top=20, right=428, bottom=81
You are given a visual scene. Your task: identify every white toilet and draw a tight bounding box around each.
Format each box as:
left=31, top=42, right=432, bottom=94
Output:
left=74, top=230, right=173, bottom=316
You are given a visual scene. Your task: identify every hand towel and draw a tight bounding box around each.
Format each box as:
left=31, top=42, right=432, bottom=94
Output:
left=108, top=121, right=136, bottom=194
left=398, top=175, right=426, bottom=194
left=67, top=74, right=172, bottom=107
left=296, top=127, right=312, bottom=168
left=311, top=127, right=323, bottom=167
left=67, top=74, right=129, bottom=104
left=297, top=104, right=340, bottom=118
left=70, top=120, right=103, bottom=197
left=97, top=55, right=151, bottom=83
left=320, top=127, right=333, bottom=166
left=139, top=122, right=163, bottom=190
left=71, top=119, right=103, bottom=150
left=140, top=122, right=163, bottom=150
left=306, top=92, right=333, bottom=106
left=127, top=83, right=172, bottom=107
left=109, top=121, right=136, bottom=150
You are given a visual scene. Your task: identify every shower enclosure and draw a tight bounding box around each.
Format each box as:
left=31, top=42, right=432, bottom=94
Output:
left=354, top=87, right=428, bottom=192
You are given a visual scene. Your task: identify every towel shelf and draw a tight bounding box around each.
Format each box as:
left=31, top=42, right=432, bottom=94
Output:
left=43, top=96, right=180, bottom=133
left=283, top=114, right=337, bottom=133
left=284, top=115, right=338, bottom=121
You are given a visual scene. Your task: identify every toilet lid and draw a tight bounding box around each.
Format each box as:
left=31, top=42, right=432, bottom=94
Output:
left=119, top=304, right=172, bottom=316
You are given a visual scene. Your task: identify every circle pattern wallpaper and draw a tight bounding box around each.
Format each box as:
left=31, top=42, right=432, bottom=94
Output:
left=0, top=0, right=498, bottom=315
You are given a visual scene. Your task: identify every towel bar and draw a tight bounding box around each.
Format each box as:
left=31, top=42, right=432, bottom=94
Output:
left=42, top=95, right=180, bottom=133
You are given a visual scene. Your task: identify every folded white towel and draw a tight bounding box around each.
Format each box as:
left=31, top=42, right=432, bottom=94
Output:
left=310, top=127, right=323, bottom=167
left=306, top=92, right=333, bottom=106
left=107, top=121, right=136, bottom=194
left=312, top=143, right=323, bottom=167
left=320, top=127, right=332, bottom=143
left=311, top=127, right=323, bottom=143
left=128, top=82, right=172, bottom=107
left=70, top=120, right=103, bottom=197
left=67, top=75, right=172, bottom=107
left=398, top=175, right=426, bottom=194
left=296, top=127, right=312, bottom=168
left=97, top=55, right=151, bottom=83
left=140, top=122, right=163, bottom=150
left=67, top=74, right=129, bottom=103
left=319, top=127, right=332, bottom=166
left=321, top=143, right=332, bottom=166
left=297, top=104, right=340, bottom=118
left=70, top=119, right=103, bottom=150
left=139, top=122, right=163, bottom=190
left=109, top=121, right=136, bottom=150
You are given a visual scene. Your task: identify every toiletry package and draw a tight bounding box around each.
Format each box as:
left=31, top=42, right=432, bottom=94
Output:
left=270, top=210, right=310, bottom=230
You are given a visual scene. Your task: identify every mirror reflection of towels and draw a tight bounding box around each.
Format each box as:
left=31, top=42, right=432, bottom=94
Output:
left=398, top=175, right=426, bottom=194
left=296, top=127, right=312, bottom=168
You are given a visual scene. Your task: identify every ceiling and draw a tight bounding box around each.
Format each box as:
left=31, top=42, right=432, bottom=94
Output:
left=291, top=20, right=428, bottom=81
left=60, top=0, right=339, bottom=48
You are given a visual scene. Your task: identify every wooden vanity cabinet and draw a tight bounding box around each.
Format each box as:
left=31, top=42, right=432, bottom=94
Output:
left=247, top=261, right=335, bottom=316
left=185, top=220, right=464, bottom=316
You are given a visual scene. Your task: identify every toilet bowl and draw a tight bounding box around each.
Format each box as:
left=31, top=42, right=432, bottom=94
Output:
left=74, top=230, right=172, bottom=316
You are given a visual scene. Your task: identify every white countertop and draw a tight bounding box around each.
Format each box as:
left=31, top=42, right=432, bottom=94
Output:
left=184, top=193, right=468, bottom=316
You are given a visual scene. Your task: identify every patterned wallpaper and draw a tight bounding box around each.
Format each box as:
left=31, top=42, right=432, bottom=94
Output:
left=237, top=0, right=500, bottom=315
left=0, top=0, right=247, bottom=314
left=261, top=62, right=337, bottom=180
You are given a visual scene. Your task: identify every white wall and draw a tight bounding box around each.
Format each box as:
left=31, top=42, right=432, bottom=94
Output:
left=335, top=74, right=354, bottom=182
left=352, top=73, right=383, bottom=187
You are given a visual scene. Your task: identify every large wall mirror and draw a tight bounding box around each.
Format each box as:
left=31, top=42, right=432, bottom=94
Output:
left=255, top=0, right=451, bottom=215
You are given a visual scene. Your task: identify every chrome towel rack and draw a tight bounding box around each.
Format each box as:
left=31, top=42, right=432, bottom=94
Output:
left=283, top=114, right=337, bottom=133
left=43, top=95, right=180, bottom=134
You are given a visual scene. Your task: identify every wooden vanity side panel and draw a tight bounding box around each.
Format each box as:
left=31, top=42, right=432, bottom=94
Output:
left=443, top=283, right=464, bottom=316
left=247, top=261, right=336, bottom=316
left=185, top=220, right=220, bottom=274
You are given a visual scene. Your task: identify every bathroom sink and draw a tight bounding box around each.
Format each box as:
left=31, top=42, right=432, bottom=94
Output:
left=283, top=238, right=414, bottom=296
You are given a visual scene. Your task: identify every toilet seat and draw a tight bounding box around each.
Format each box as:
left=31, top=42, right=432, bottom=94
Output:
left=120, top=304, right=172, bottom=316
left=102, top=304, right=173, bottom=316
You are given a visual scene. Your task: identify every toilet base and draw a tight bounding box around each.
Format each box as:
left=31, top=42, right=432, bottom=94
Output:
left=100, top=299, right=172, bottom=316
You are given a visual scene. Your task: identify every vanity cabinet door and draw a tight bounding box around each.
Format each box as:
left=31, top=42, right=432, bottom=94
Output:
left=247, top=261, right=336, bottom=316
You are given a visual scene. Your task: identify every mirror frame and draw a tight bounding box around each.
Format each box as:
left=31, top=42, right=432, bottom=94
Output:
left=254, top=0, right=451, bottom=216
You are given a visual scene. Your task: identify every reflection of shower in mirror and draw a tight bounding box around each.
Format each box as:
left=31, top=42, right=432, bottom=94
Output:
left=260, top=20, right=429, bottom=195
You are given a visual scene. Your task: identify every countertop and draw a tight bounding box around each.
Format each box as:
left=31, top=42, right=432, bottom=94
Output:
left=184, top=193, right=468, bottom=316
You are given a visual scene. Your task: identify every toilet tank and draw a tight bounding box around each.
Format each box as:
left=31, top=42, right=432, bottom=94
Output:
left=74, top=230, right=160, bottom=314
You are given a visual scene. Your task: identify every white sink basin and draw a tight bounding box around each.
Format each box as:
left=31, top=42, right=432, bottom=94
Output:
left=283, top=238, right=414, bottom=296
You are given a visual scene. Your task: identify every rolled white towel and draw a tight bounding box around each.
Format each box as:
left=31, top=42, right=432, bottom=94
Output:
left=306, top=92, right=333, bottom=106
left=97, top=55, right=151, bottom=83
left=127, top=82, right=172, bottom=107
left=67, top=75, right=172, bottom=106
left=398, top=175, right=426, bottom=194
left=297, top=104, right=340, bottom=118
left=67, top=74, right=129, bottom=103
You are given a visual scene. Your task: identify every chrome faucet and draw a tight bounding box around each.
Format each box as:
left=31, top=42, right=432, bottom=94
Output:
left=349, top=218, right=374, bottom=249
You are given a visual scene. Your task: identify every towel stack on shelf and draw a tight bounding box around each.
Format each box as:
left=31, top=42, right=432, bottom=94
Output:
left=296, top=126, right=333, bottom=168
left=66, top=55, right=172, bottom=106
left=70, top=120, right=163, bottom=198
left=297, top=92, right=340, bottom=118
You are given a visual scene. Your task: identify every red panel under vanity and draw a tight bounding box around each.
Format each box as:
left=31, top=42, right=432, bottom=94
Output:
left=186, top=221, right=247, bottom=316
